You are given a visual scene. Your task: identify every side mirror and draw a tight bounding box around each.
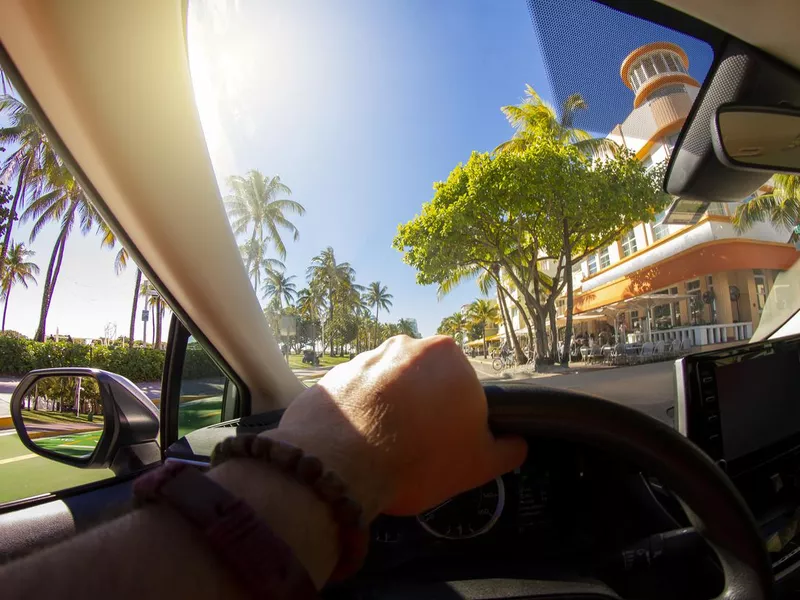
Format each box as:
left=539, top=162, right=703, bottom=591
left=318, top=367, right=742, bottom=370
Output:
left=10, top=368, right=160, bottom=476
left=712, top=104, right=800, bottom=174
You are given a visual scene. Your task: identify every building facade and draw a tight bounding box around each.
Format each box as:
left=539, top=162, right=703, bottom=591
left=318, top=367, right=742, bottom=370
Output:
left=505, top=42, right=798, bottom=349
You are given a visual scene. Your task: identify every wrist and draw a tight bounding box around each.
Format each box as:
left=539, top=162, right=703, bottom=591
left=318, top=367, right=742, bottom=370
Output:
left=208, top=458, right=339, bottom=588
left=261, top=427, right=390, bottom=522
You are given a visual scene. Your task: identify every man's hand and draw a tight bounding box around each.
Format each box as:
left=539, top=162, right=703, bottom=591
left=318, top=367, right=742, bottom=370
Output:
left=266, top=335, right=528, bottom=518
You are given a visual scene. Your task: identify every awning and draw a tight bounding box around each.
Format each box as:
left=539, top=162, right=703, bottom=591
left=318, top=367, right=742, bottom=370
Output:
left=485, top=334, right=500, bottom=342
left=498, top=327, right=530, bottom=339
left=465, top=339, right=484, bottom=347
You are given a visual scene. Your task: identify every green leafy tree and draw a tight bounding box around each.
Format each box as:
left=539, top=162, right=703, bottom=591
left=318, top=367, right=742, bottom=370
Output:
left=732, top=174, right=800, bottom=241
left=394, top=141, right=665, bottom=365
left=364, top=281, right=393, bottom=348
left=1, top=242, right=38, bottom=330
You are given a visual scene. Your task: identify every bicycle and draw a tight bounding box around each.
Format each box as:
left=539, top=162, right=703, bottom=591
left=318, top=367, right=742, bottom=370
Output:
left=492, top=353, right=516, bottom=372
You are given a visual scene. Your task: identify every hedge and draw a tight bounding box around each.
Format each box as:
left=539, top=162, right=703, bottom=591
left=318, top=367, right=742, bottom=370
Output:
left=0, top=338, right=222, bottom=383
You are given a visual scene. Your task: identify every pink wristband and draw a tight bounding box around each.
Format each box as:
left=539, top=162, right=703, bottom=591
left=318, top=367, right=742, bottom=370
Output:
left=133, top=462, right=317, bottom=599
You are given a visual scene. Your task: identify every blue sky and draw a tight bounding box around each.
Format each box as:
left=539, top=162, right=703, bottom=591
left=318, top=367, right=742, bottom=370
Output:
left=1, top=0, right=712, bottom=340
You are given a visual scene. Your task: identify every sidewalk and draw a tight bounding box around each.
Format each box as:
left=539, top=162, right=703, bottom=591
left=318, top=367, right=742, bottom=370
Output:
left=468, top=356, right=615, bottom=380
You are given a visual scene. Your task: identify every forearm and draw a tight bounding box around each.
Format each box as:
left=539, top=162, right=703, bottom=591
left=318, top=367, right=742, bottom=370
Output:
left=0, top=460, right=341, bottom=598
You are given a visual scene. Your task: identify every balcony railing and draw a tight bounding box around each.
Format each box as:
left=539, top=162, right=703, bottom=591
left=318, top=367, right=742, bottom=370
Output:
left=647, top=322, right=753, bottom=347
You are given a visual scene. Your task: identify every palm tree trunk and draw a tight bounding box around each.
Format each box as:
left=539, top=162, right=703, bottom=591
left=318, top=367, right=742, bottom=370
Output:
left=497, top=285, right=526, bottom=364
left=0, top=161, right=29, bottom=276
left=151, top=309, right=155, bottom=346
left=482, top=323, right=487, bottom=359
left=2, top=288, right=10, bottom=331
left=156, top=303, right=164, bottom=349
left=374, top=304, right=379, bottom=349
left=34, top=227, right=67, bottom=342
left=128, top=268, right=142, bottom=347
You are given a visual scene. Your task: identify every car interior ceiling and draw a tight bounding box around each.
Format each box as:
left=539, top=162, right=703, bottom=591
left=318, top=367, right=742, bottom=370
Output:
left=3, top=1, right=800, bottom=599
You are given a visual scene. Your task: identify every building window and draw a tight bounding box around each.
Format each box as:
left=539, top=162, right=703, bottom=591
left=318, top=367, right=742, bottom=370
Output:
left=664, top=132, right=680, bottom=155
left=621, top=230, right=638, bottom=257
left=707, top=202, right=727, bottom=216
left=754, top=270, right=768, bottom=312
left=587, top=254, right=598, bottom=275
left=653, top=288, right=673, bottom=330
left=686, top=279, right=704, bottom=324
left=652, top=210, right=668, bottom=241
left=630, top=310, right=640, bottom=331
left=599, top=247, right=611, bottom=269
left=643, top=57, right=657, bottom=78
left=670, top=286, right=682, bottom=327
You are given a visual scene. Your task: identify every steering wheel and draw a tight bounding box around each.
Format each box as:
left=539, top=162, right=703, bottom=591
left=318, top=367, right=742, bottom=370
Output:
left=484, top=383, right=773, bottom=600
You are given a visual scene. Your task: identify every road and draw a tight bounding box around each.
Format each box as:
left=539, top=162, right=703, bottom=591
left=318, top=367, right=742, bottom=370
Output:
left=470, top=360, right=676, bottom=425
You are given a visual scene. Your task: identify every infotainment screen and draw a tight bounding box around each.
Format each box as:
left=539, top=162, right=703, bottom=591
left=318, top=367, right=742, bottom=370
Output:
left=677, top=337, right=800, bottom=470
left=715, top=350, right=800, bottom=461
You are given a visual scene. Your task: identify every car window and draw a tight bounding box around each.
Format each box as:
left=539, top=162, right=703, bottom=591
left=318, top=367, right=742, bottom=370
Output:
left=177, top=336, right=232, bottom=438
left=187, top=0, right=799, bottom=426
left=0, top=76, right=173, bottom=504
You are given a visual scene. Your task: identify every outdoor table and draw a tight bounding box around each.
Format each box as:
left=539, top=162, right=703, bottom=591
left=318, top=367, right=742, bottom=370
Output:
left=580, top=347, right=590, bottom=361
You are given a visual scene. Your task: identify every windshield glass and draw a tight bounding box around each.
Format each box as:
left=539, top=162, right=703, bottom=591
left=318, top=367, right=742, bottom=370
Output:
left=187, top=0, right=800, bottom=400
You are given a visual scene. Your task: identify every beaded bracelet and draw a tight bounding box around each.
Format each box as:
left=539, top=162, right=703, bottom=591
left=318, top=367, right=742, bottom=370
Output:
left=211, top=434, right=370, bottom=582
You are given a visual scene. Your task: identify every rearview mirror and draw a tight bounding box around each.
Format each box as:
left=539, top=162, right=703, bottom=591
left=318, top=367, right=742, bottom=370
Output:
left=712, top=104, right=800, bottom=174
left=11, top=368, right=160, bottom=475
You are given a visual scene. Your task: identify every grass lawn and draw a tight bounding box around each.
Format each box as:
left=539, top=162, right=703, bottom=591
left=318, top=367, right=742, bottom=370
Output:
left=178, top=395, right=224, bottom=439
left=287, top=354, right=351, bottom=370
left=0, top=433, right=112, bottom=505
left=21, top=409, right=104, bottom=427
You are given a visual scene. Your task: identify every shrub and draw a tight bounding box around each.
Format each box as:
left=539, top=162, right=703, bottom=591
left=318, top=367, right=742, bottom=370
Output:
left=0, top=339, right=166, bottom=382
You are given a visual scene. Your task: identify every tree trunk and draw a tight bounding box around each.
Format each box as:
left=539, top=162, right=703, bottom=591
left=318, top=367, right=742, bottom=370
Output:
left=34, top=227, right=68, bottom=342
left=482, top=325, right=487, bottom=359
left=0, top=160, right=29, bottom=277
left=548, top=303, right=558, bottom=361
left=151, top=310, right=155, bottom=346
left=155, top=302, right=163, bottom=349
left=2, top=287, right=10, bottom=331
left=561, top=220, right=575, bottom=365
left=497, top=285, right=526, bottom=364
left=128, top=268, right=142, bottom=347
left=374, top=305, right=379, bottom=349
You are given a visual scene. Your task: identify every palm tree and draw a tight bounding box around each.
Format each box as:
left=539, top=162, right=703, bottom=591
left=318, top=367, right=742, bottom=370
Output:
left=1, top=242, right=38, bottom=330
left=0, top=95, right=60, bottom=277
left=296, top=286, right=324, bottom=349
left=468, top=298, right=500, bottom=359
left=225, top=170, right=305, bottom=260
left=495, top=85, right=617, bottom=157
left=733, top=175, right=800, bottom=241
left=397, top=318, right=418, bottom=338
left=138, top=280, right=167, bottom=348
left=262, top=270, right=297, bottom=309
left=97, top=221, right=143, bottom=348
left=364, top=281, right=393, bottom=348
left=239, top=238, right=285, bottom=292
left=23, top=161, right=99, bottom=341
left=307, top=247, right=356, bottom=355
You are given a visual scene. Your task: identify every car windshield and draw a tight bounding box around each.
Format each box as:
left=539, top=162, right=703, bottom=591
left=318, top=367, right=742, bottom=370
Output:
left=187, top=0, right=800, bottom=402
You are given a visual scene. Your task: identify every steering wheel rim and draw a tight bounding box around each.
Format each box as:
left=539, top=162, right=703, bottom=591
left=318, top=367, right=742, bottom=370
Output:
left=484, top=382, right=773, bottom=600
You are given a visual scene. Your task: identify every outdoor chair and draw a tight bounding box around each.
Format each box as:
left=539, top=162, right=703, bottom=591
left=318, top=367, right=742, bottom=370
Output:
left=680, top=337, right=693, bottom=355
left=636, top=341, right=655, bottom=364
left=652, top=340, right=666, bottom=361
left=587, top=345, right=603, bottom=364
left=609, top=343, right=627, bottom=366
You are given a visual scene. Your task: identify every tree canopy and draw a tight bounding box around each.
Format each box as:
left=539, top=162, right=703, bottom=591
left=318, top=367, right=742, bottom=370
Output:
left=394, top=137, right=667, bottom=362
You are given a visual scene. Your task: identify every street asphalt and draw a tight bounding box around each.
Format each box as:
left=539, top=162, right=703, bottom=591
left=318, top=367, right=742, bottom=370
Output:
left=469, top=359, right=676, bottom=426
